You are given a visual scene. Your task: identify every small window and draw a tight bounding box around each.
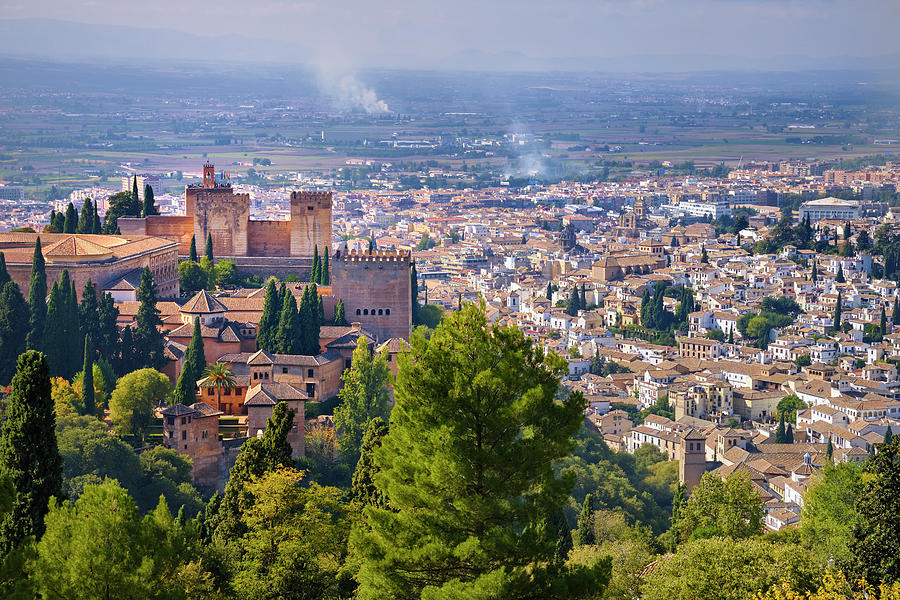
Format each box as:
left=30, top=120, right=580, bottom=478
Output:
left=224, top=389, right=231, bottom=396
left=385, top=308, right=390, bottom=315
left=356, top=309, right=361, bottom=315
left=388, top=355, right=392, bottom=362
left=181, top=430, right=187, bottom=440
left=363, top=309, right=369, bottom=315
left=253, top=372, right=258, bottom=380
left=307, top=206, right=314, bottom=210
left=181, top=417, right=186, bottom=425
left=378, top=309, right=383, bottom=315
left=370, top=308, right=375, bottom=315
left=202, top=430, right=208, bottom=439
left=208, top=388, right=214, bottom=396
left=282, top=367, right=288, bottom=374
left=307, top=368, right=314, bottom=377
left=306, top=383, right=316, bottom=397
left=264, top=372, right=269, bottom=379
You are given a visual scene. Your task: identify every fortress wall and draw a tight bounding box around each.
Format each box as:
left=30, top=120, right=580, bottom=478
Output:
left=247, top=220, right=291, bottom=257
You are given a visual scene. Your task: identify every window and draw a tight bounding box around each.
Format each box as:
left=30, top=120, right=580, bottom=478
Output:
left=378, top=309, right=383, bottom=315
left=181, top=430, right=187, bottom=440
left=363, top=309, right=369, bottom=315
left=307, top=368, right=314, bottom=377
left=356, top=309, right=361, bottom=315
left=387, top=355, right=392, bottom=362
left=282, top=367, right=288, bottom=374
left=224, top=389, right=231, bottom=396
left=306, top=383, right=316, bottom=397
left=253, top=372, right=258, bottom=380
left=181, top=417, right=186, bottom=425
left=208, top=389, right=214, bottom=396
left=202, top=430, right=208, bottom=439
left=385, top=308, right=390, bottom=315
left=345, top=359, right=352, bottom=369
left=264, top=372, right=269, bottom=380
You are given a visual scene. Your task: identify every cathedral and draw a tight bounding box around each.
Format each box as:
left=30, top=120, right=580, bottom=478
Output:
left=615, top=195, right=651, bottom=238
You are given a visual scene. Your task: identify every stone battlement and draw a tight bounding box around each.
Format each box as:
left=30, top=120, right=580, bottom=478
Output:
left=335, top=249, right=411, bottom=263
left=290, top=191, right=332, bottom=207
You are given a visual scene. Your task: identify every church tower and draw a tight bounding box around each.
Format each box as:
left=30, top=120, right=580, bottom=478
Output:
left=633, top=195, right=646, bottom=220
left=677, top=427, right=708, bottom=494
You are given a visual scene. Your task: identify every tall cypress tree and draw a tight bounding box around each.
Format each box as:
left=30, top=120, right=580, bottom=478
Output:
left=132, top=175, right=139, bottom=204
left=834, top=291, right=842, bottom=332
left=172, top=361, right=197, bottom=406
left=0, top=351, right=62, bottom=554
left=205, top=233, right=214, bottom=263
left=52, top=211, right=65, bottom=233
left=0, top=252, right=9, bottom=289
left=67, top=275, right=82, bottom=375
left=42, top=281, right=65, bottom=378
left=0, top=281, right=29, bottom=385
left=77, top=198, right=94, bottom=234
left=321, top=248, right=330, bottom=285
left=580, top=283, right=588, bottom=310
left=775, top=412, right=786, bottom=443
left=811, top=261, right=817, bottom=282
left=786, top=423, right=794, bottom=444
left=184, top=316, right=206, bottom=386
left=92, top=204, right=101, bottom=234
left=351, top=416, right=389, bottom=508
left=63, top=202, right=78, bottom=234
left=894, top=295, right=900, bottom=329
left=26, top=238, right=47, bottom=351
left=311, top=245, right=320, bottom=284
left=410, top=260, right=420, bottom=325
left=79, top=279, right=100, bottom=353
left=881, top=306, right=888, bottom=339
left=82, top=337, right=95, bottom=416
left=256, top=279, right=279, bottom=352
left=333, top=299, right=348, bottom=326
left=275, top=288, right=302, bottom=355
left=836, top=264, right=846, bottom=283
left=189, top=235, right=198, bottom=262
left=96, top=291, right=119, bottom=363
left=575, top=493, right=596, bottom=546
left=133, top=267, right=165, bottom=369
left=546, top=281, right=553, bottom=301
left=142, top=184, right=156, bottom=217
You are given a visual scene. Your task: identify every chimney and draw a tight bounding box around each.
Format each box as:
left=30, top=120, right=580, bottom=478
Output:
left=351, top=322, right=361, bottom=332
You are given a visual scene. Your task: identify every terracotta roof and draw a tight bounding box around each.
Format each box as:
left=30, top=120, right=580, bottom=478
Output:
left=244, top=383, right=308, bottom=406
left=181, top=290, right=228, bottom=314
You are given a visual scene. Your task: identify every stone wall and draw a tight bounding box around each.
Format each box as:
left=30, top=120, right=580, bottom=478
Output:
left=121, top=216, right=195, bottom=255
left=247, top=220, right=291, bottom=257
left=192, top=189, right=251, bottom=257
left=290, top=191, right=332, bottom=258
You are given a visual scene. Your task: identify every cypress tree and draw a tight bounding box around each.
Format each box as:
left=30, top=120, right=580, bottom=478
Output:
left=0, top=252, right=9, bottom=288
left=0, top=281, right=30, bottom=385
left=184, top=316, right=206, bottom=386
left=834, top=291, right=842, bottom=331
left=0, top=351, right=62, bottom=554
left=881, top=306, right=888, bottom=339
left=275, top=288, right=301, bottom=355
left=48, top=209, right=56, bottom=230
left=256, top=279, right=279, bottom=352
left=811, top=261, right=817, bottom=282
left=133, top=267, right=165, bottom=370
left=63, top=202, right=77, bottom=234
left=333, top=299, right=348, bottom=326
left=172, top=361, right=196, bottom=406
left=132, top=175, right=139, bottom=204
left=826, top=436, right=834, bottom=462
left=351, top=416, right=389, bottom=508
left=77, top=198, right=94, bottom=234
left=895, top=295, right=900, bottom=328
left=728, top=328, right=734, bottom=344
left=565, top=287, right=579, bottom=317
left=96, top=291, right=119, bottom=364
left=92, top=206, right=101, bottom=234
left=67, top=275, right=83, bottom=374
left=79, top=279, right=100, bottom=354
left=311, top=245, right=320, bottom=284
left=116, top=326, right=135, bottom=376
left=786, top=423, right=794, bottom=444
left=189, top=235, right=198, bottom=262
left=775, top=412, right=786, bottom=443
left=142, top=183, right=156, bottom=217
left=546, top=281, right=553, bottom=300
left=52, top=211, right=65, bottom=233
left=580, top=283, right=588, bottom=310
left=836, top=264, right=845, bottom=284
left=321, top=248, right=330, bottom=285
left=549, top=507, right=573, bottom=564
left=411, top=260, right=420, bottom=325
left=700, top=245, right=709, bottom=263
left=82, top=337, right=95, bottom=416
left=42, top=281, right=66, bottom=378
left=26, top=239, right=47, bottom=352
left=885, top=427, right=894, bottom=446
left=575, top=493, right=596, bottom=546
left=205, top=233, right=214, bottom=263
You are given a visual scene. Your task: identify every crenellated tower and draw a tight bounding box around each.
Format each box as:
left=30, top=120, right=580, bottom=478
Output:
left=290, top=191, right=332, bottom=258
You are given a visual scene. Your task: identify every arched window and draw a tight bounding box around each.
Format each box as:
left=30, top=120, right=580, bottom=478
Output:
left=385, top=308, right=391, bottom=315
left=363, top=309, right=369, bottom=315
left=356, top=309, right=361, bottom=315
left=370, top=309, right=375, bottom=315
left=378, top=309, right=383, bottom=315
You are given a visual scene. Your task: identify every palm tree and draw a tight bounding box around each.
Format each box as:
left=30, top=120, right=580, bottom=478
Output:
left=200, top=362, right=236, bottom=412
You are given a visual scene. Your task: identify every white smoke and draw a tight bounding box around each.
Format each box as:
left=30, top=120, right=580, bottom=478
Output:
left=317, top=71, right=390, bottom=114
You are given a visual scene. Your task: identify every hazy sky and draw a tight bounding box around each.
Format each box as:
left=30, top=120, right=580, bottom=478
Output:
left=1, top=0, right=898, bottom=68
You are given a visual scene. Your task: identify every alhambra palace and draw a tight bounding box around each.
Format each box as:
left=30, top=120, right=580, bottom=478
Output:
left=0, top=163, right=412, bottom=489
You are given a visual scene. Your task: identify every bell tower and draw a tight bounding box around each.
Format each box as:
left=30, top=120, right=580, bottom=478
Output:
left=202, top=163, right=215, bottom=188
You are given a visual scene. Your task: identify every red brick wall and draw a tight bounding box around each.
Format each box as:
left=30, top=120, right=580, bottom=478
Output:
left=247, top=221, right=291, bottom=257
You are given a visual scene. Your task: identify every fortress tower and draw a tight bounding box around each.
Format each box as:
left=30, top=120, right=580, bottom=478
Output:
left=677, top=427, right=708, bottom=493
left=331, top=249, right=412, bottom=342
left=290, top=191, right=332, bottom=257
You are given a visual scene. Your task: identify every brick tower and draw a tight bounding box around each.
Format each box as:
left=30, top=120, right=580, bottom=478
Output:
left=331, top=248, right=412, bottom=342
left=677, top=427, right=708, bottom=494
left=290, top=191, right=332, bottom=258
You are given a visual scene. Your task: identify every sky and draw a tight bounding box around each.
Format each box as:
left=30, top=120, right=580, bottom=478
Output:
left=0, top=0, right=898, bottom=70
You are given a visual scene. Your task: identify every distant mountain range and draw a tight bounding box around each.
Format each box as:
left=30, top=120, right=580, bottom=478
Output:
left=0, top=18, right=898, bottom=74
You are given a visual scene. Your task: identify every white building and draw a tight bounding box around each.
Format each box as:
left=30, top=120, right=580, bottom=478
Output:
left=799, top=197, right=861, bottom=222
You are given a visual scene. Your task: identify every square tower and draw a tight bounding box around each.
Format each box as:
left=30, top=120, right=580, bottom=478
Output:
left=290, top=191, right=332, bottom=258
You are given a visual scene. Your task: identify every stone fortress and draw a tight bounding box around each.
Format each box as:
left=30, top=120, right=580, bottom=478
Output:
left=119, top=163, right=332, bottom=278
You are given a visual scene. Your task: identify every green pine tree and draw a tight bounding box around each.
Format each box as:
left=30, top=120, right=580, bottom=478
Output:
left=82, top=337, right=95, bottom=415
left=885, top=427, right=894, bottom=446
left=77, top=198, right=94, bottom=234
left=834, top=291, right=842, bottom=332
left=142, top=183, right=156, bottom=217
left=256, top=279, right=279, bottom=352
left=321, top=248, right=329, bottom=285
left=311, top=245, right=320, bottom=283
left=189, top=235, right=198, bottom=262
left=132, top=175, right=139, bottom=205
left=205, top=233, right=214, bottom=263
left=836, top=264, right=846, bottom=284
left=96, top=292, right=119, bottom=364
left=333, top=299, right=348, bottom=326
left=811, top=261, right=817, bottom=282
left=549, top=507, right=573, bottom=564
left=0, top=281, right=29, bottom=385
left=133, top=267, right=165, bottom=370
left=53, top=211, right=65, bottom=233
left=352, top=302, right=603, bottom=599
left=26, top=238, right=47, bottom=351
left=275, top=288, right=302, bottom=355
left=41, top=281, right=66, bottom=378
left=79, top=279, right=100, bottom=358
left=184, top=316, right=206, bottom=387
left=575, top=493, right=596, bottom=546
left=351, top=416, right=389, bottom=508
left=775, top=412, right=786, bottom=443
left=63, top=202, right=77, bottom=234
left=334, top=338, right=391, bottom=465
left=172, top=361, right=196, bottom=406
left=0, top=351, right=62, bottom=554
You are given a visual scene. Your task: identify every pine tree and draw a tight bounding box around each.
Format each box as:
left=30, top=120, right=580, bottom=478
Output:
left=775, top=412, right=786, bottom=443
left=132, top=175, right=139, bottom=205
left=275, top=288, right=302, bottom=355
left=172, top=361, right=196, bottom=406
left=256, top=279, right=279, bottom=352
left=205, top=233, right=214, bottom=263
left=351, top=416, right=389, bottom=508
left=0, top=281, right=29, bottom=385
left=333, top=299, right=348, bottom=326
left=82, top=337, right=95, bottom=415
left=92, top=206, right=101, bottom=234
left=311, top=245, right=320, bottom=283
left=142, top=183, right=156, bottom=217
left=580, top=283, right=588, bottom=310
left=189, top=235, right=198, bottom=262
left=26, top=238, right=47, bottom=351
left=79, top=279, right=100, bottom=356
left=834, top=291, right=842, bottom=332
left=700, top=245, right=709, bottom=263
left=786, top=423, right=794, bottom=444
left=885, top=427, right=894, bottom=446
left=42, top=281, right=66, bottom=378
left=63, top=202, right=77, bottom=234
left=53, top=211, right=65, bottom=233
left=0, top=351, right=62, bottom=554
left=133, top=267, right=165, bottom=370
left=77, top=198, right=94, bottom=234
left=352, top=303, right=600, bottom=598
left=836, top=264, right=845, bottom=283
left=183, top=316, right=206, bottom=385
left=0, top=252, right=8, bottom=289
left=575, top=493, right=596, bottom=546
left=881, top=306, right=887, bottom=339
left=546, top=281, right=553, bottom=300
left=811, top=261, right=817, bottom=282
left=96, top=292, right=119, bottom=364
left=321, top=248, right=330, bottom=285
